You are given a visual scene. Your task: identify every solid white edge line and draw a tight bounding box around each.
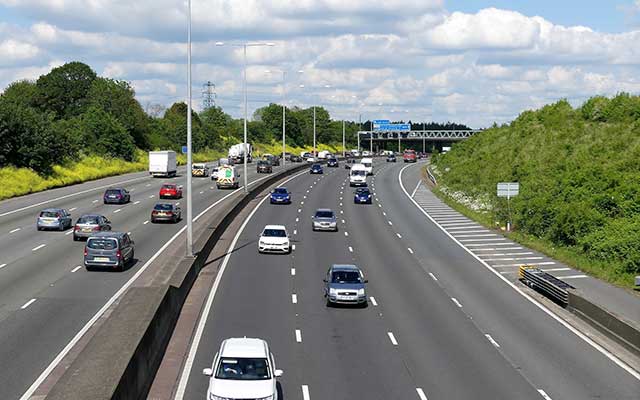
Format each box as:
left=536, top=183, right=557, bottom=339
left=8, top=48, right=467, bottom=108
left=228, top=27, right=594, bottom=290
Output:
left=537, top=389, right=552, bottom=400
left=428, top=272, right=438, bottom=281
left=71, top=265, right=82, bottom=273
left=451, top=298, right=462, bottom=308
left=21, top=298, right=37, bottom=309
left=348, top=246, right=353, bottom=252
left=410, top=180, right=421, bottom=198
left=173, top=170, right=308, bottom=400
left=302, top=385, right=310, bottom=400
left=416, top=388, right=429, bottom=400
left=387, top=331, right=398, bottom=345
left=397, top=164, right=640, bottom=381
left=295, top=329, right=302, bottom=343
left=485, top=334, right=500, bottom=348
left=20, top=170, right=283, bottom=400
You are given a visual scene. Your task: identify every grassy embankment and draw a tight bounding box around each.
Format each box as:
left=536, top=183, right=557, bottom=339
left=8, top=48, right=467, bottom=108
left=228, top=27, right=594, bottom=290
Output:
left=0, top=142, right=341, bottom=201
left=429, top=96, right=640, bottom=289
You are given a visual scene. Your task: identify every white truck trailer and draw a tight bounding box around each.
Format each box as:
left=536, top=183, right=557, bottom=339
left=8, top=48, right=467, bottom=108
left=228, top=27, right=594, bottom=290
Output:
left=149, top=151, right=177, bottom=177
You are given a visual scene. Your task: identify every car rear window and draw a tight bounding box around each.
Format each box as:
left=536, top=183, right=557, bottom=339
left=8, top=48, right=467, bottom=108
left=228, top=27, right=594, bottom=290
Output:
left=357, top=189, right=370, bottom=195
left=351, top=170, right=366, bottom=176
left=40, top=211, right=60, bottom=218
left=105, top=189, right=121, bottom=196
left=154, top=204, right=173, bottom=211
left=87, top=238, right=118, bottom=250
left=162, top=184, right=176, bottom=190
left=77, top=216, right=99, bottom=224
left=316, top=211, right=334, bottom=218
left=263, top=229, right=286, bottom=237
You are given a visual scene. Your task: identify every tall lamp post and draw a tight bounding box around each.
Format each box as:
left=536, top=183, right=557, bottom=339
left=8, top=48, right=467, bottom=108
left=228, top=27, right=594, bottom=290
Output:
left=298, top=79, right=330, bottom=157
left=186, top=0, right=193, bottom=256
left=265, top=69, right=287, bottom=167
left=215, top=41, right=275, bottom=193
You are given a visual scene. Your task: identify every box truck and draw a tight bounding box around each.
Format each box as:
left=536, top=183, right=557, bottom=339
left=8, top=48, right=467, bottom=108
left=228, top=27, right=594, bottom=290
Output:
left=149, top=151, right=177, bottom=177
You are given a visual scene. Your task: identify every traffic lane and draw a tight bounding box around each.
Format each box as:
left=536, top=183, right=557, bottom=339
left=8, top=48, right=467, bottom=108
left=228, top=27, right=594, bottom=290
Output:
left=182, top=171, right=315, bottom=399
left=344, top=172, right=541, bottom=400
left=375, top=162, right=640, bottom=398
left=0, top=166, right=295, bottom=400
left=292, top=168, right=420, bottom=399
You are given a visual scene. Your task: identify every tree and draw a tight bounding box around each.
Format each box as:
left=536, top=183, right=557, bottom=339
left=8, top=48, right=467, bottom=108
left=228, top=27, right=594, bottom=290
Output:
left=200, top=106, right=234, bottom=149
left=80, top=106, right=136, bottom=161
left=1, top=80, right=38, bottom=108
left=35, top=62, right=97, bottom=118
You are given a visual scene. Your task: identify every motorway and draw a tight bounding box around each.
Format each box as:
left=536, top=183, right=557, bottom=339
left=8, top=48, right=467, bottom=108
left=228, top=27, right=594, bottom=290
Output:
left=0, top=162, right=297, bottom=400
left=176, top=159, right=639, bottom=400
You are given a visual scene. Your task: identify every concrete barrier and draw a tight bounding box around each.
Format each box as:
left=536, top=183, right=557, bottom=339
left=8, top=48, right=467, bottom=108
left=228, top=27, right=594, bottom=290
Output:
left=46, top=163, right=311, bottom=400
left=568, top=290, right=640, bottom=357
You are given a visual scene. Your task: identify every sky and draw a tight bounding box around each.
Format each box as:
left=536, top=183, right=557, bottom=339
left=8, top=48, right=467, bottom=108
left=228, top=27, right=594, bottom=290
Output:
left=1, top=0, right=640, bottom=128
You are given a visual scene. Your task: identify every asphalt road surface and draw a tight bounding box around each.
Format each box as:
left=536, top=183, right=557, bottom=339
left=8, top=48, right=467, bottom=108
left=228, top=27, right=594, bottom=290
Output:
left=177, top=159, right=639, bottom=400
left=0, top=162, right=299, bottom=400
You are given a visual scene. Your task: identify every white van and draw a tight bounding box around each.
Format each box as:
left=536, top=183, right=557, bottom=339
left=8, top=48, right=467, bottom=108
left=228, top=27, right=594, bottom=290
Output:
left=349, top=164, right=368, bottom=187
left=216, top=166, right=240, bottom=189
left=360, top=158, right=373, bottom=175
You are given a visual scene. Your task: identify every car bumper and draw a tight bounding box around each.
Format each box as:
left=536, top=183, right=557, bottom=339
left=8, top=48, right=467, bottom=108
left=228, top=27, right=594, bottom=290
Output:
left=258, top=244, right=290, bottom=253
left=350, top=181, right=366, bottom=186
left=270, top=197, right=291, bottom=204
left=313, top=223, right=337, bottom=231
left=328, top=295, right=367, bottom=305
left=104, top=198, right=124, bottom=204
left=355, top=198, right=372, bottom=204
left=152, top=215, right=177, bottom=221
left=160, top=193, right=180, bottom=198
left=37, top=221, right=63, bottom=229
left=73, top=230, right=99, bottom=238
left=84, top=257, right=120, bottom=268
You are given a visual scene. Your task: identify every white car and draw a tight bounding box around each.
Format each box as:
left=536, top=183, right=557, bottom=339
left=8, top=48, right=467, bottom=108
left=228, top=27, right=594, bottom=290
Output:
left=203, top=338, right=283, bottom=400
left=258, top=225, right=291, bottom=253
left=306, top=156, right=316, bottom=163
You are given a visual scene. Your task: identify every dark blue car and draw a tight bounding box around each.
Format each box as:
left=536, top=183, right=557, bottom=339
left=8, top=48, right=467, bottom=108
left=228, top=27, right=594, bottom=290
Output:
left=310, top=163, right=323, bottom=174
left=354, top=187, right=372, bottom=204
left=270, top=187, right=291, bottom=204
left=103, top=188, right=130, bottom=204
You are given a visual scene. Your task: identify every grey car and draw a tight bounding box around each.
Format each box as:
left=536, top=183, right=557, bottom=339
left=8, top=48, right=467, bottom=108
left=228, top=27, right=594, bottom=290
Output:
left=73, top=214, right=112, bottom=241
left=84, top=232, right=135, bottom=271
left=323, top=264, right=368, bottom=307
left=151, top=203, right=182, bottom=223
left=312, top=209, right=337, bottom=232
left=37, top=208, right=72, bottom=231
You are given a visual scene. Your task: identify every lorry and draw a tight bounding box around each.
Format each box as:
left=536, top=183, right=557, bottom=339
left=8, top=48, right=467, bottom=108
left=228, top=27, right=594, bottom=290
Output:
left=149, top=151, right=177, bottom=177
left=349, top=164, right=368, bottom=187
left=191, top=163, right=210, bottom=177
left=318, top=150, right=332, bottom=159
left=403, top=149, right=417, bottom=163
left=228, top=143, right=252, bottom=164
left=216, top=165, right=240, bottom=189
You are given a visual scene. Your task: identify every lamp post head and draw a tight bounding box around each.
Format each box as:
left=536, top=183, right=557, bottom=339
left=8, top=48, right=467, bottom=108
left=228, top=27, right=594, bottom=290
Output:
left=215, top=41, right=224, bottom=46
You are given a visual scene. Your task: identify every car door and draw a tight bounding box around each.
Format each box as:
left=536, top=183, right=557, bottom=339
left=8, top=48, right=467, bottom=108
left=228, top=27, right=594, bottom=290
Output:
left=101, top=216, right=111, bottom=231
left=63, top=210, right=71, bottom=227
left=122, top=234, right=133, bottom=261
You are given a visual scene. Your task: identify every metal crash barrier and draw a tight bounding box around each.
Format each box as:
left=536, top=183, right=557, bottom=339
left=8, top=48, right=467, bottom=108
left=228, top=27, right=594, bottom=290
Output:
left=519, top=265, right=574, bottom=306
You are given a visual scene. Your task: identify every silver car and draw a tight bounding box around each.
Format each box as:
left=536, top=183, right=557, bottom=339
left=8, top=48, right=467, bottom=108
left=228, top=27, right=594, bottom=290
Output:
left=84, top=232, right=135, bottom=271
left=323, top=264, right=368, bottom=307
left=312, top=209, right=338, bottom=232
left=73, top=214, right=112, bottom=241
left=37, top=208, right=72, bottom=231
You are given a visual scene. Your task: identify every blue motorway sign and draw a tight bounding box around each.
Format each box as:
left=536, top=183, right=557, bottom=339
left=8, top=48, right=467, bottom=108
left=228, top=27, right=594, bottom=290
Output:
left=374, top=123, right=411, bottom=131
left=373, top=119, right=390, bottom=124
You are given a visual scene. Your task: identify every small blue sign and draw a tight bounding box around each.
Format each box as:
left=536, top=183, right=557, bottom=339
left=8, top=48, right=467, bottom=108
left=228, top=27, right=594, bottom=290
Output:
left=181, top=146, right=188, bottom=154
left=375, top=123, right=411, bottom=131
left=373, top=119, right=390, bottom=124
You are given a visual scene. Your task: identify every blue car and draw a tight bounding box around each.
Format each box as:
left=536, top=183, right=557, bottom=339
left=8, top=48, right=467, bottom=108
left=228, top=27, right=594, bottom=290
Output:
left=354, top=187, right=372, bottom=204
left=270, top=187, right=291, bottom=204
left=310, top=163, right=323, bottom=174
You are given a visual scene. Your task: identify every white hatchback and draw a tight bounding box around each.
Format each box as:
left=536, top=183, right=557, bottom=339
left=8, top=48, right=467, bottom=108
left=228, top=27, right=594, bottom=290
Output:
left=203, top=338, right=283, bottom=400
left=258, top=225, right=291, bottom=254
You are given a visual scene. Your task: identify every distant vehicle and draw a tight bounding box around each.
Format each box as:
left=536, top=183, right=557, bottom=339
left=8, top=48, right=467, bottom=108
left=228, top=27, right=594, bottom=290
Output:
left=270, top=187, right=291, bottom=204
left=318, top=150, right=332, bottom=159
left=362, top=150, right=372, bottom=157
left=442, top=146, right=451, bottom=153
left=262, top=154, right=280, bottom=166
left=218, top=157, right=233, bottom=166
left=301, top=151, right=312, bottom=158
left=290, top=155, right=303, bottom=163
left=312, top=209, right=337, bottom=231
left=306, top=156, right=316, bottom=163
left=216, top=165, right=240, bottom=189
left=360, top=158, right=373, bottom=175
left=323, top=264, right=368, bottom=307
left=103, top=188, right=130, bottom=204
left=37, top=208, right=72, bottom=231
left=84, top=232, right=135, bottom=271
left=151, top=203, right=182, bottom=223
left=191, top=163, right=210, bottom=177
left=203, top=338, right=283, bottom=400
left=159, top=183, right=182, bottom=199
left=149, top=150, right=177, bottom=178
left=350, top=149, right=361, bottom=157
left=256, top=160, right=273, bottom=173
left=349, top=164, right=367, bottom=186
left=344, top=158, right=356, bottom=169
left=354, top=187, right=372, bottom=204
left=284, top=152, right=292, bottom=161
left=228, top=143, right=252, bottom=164
left=310, top=163, right=323, bottom=174
left=73, top=214, right=111, bottom=241
left=327, top=158, right=339, bottom=167
left=386, top=154, right=396, bottom=162
left=380, top=150, right=394, bottom=156
left=258, top=224, right=291, bottom=254
left=403, top=149, right=417, bottom=163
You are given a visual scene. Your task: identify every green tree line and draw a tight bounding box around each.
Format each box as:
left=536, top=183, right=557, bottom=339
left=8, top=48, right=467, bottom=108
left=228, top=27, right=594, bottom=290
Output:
left=432, top=94, right=640, bottom=279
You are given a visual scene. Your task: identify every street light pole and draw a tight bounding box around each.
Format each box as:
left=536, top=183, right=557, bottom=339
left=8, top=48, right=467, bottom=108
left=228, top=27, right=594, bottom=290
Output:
left=313, top=105, right=316, bottom=157
left=281, top=71, right=286, bottom=167
left=242, top=44, right=248, bottom=193
left=342, top=120, right=345, bottom=158
left=186, top=0, right=193, bottom=256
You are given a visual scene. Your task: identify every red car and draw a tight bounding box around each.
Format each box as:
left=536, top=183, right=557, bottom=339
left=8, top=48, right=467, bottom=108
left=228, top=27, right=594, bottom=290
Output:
left=159, top=183, right=182, bottom=199
left=403, top=149, right=417, bottom=163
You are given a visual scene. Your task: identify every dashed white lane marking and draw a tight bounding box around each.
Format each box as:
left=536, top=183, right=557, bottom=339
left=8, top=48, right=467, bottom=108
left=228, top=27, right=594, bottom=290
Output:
left=291, top=268, right=296, bottom=276
left=370, top=297, right=378, bottom=306
left=303, top=196, right=307, bottom=199
left=32, top=244, right=46, bottom=252
left=295, top=329, right=302, bottom=343
left=561, top=274, right=588, bottom=279
left=542, top=267, right=571, bottom=272
left=344, top=232, right=349, bottom=237
left=127, top=231, right=132, bottom=235
left=146, top=183, right=151, bottom=187
left=302, top=385, right=311, bottom=400
left=92, top=200, right=99, bottom=203
left=340, top=210, right=344, bottom=214
left=296, top=217, right=299, bottom=222
left=483, top=257, right=544, bottom=261
left=428, top=272, right=438, bottom=281
left=149, top=195, right=155, bottom=198
left=306, top=190, right=309, bottom=193
left=485, top=334, right=500, bottom=348
left=9, top=228, right=21, bottom=233
left=378, top=204, right=382, bottom=208
left=143, top=220, right=150, bottom=225
left=0, top=263, right=7, bottom=269
left=387, top=332, right=398, bottom=345
left=292, top=244, right=296, bottom=251
left=21, top=298, right=37, bottom=310
left=133, top=201, right=141, bottom=205
left=387, top=221, right=393, bottom=226
left=176, top=202, right=180, bottom=206
left=113, top=209, right=121, bottom=213
left=69, top=207, right=77, bottom=212
left=383, top=212, right=387, bottom=216
left=408, top=248, right=414, bottom=254
left=348, top=246, right=353, bottom=252
left=65, top=230, right=74, bottom=236
left=537, top=389, right=552, bottom=400
left=301, top=201, right=304, bottom=205
left=199, top=191, right=204, bottom=194
left=451, top=298, right=463, bottom=308
left=396, top=233, right=402, bottom=239
left=292, top=294, right=298, bottom=304
left=341, top=219, right=345, bottom=224
left=71, top=265, right=82, bottom=273
left=294, top=230, right=297, bottom=235
left=298, top=209, right=302, bottom=213
left=416, top=388, right=429, bottom=400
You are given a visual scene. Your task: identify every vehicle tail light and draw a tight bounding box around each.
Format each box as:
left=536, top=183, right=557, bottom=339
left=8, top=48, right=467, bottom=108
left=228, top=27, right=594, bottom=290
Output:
left=74, top=225, right=79, bottom=231
left=166, top=211, right=173, bottom=216
left=152, top=210, right=158, bottom=215
left=93, top=226, right=101, bottom=231
left=116, top=250, right=122, bottom=259
left=84, top=248, right=88, bottom=257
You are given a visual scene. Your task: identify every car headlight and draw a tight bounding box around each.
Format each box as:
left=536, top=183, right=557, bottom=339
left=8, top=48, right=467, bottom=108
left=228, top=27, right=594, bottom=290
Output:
left=259, top=241, right=266, bottom=246
left=358, top=288, right=365, bottom=296
left=329, top=288, right=338, bottom=295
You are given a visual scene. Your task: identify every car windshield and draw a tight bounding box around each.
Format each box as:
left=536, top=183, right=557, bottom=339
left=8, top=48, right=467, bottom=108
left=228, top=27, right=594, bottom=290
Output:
left=331, top=270, right=362, bottom=284
left=357, top=189, right=370, bottom=195
left=193, top=165, right=204, bottom=169
left=363, top=162, right=371, bottom=167
left=329, top=159, right=337, bottom=162
left=154, top=204, right=173, bottom=211
left=312, top=164, right=321, bottom=168
left=315, top=211, right=334, bottom=218
left=87, top=238, right=118, bottom=250
left=258, top=161, right=269, bottom=165
left=351, top=170, right=366, bottom=176
left=105, top=189, right=121, bottom=196
left=215, top=357, right=270, bottom=380
left=274, top=188, right=288, bottom=194
left=263, top=229, right=286, bottom=237
left=40, top=211, right=60, bottom=218
left=77, top=216, right=100, bottom=224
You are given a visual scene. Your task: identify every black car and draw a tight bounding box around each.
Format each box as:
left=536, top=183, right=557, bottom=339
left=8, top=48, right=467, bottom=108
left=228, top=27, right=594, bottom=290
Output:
left=290, top=155, right=303, bottom=163
left=386, top=154, right=396, bottom=162
left=327, top=158, right=339, bottom=167
left=344, top=159, right=356, bottom=169
left=103, top=188, right=130, bottom=204
left=256, top=160, right=273, bottom=173
left=310, top=163, right=323, bottom=174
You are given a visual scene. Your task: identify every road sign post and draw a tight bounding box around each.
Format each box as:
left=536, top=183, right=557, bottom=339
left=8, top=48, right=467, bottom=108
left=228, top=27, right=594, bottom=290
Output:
left=497, top=182, right=519, bottom=232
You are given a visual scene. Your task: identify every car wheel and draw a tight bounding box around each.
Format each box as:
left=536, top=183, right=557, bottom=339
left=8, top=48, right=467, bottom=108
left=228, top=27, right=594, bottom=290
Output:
left=116, top=260, right=124, bottom=272
left=85, top=265, right=93, bottom=272
left=59, top=223, right=65, bottom=231
left=73, top=235, right=79, bottom=241
left=326, top=298, right=332, bottom=307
